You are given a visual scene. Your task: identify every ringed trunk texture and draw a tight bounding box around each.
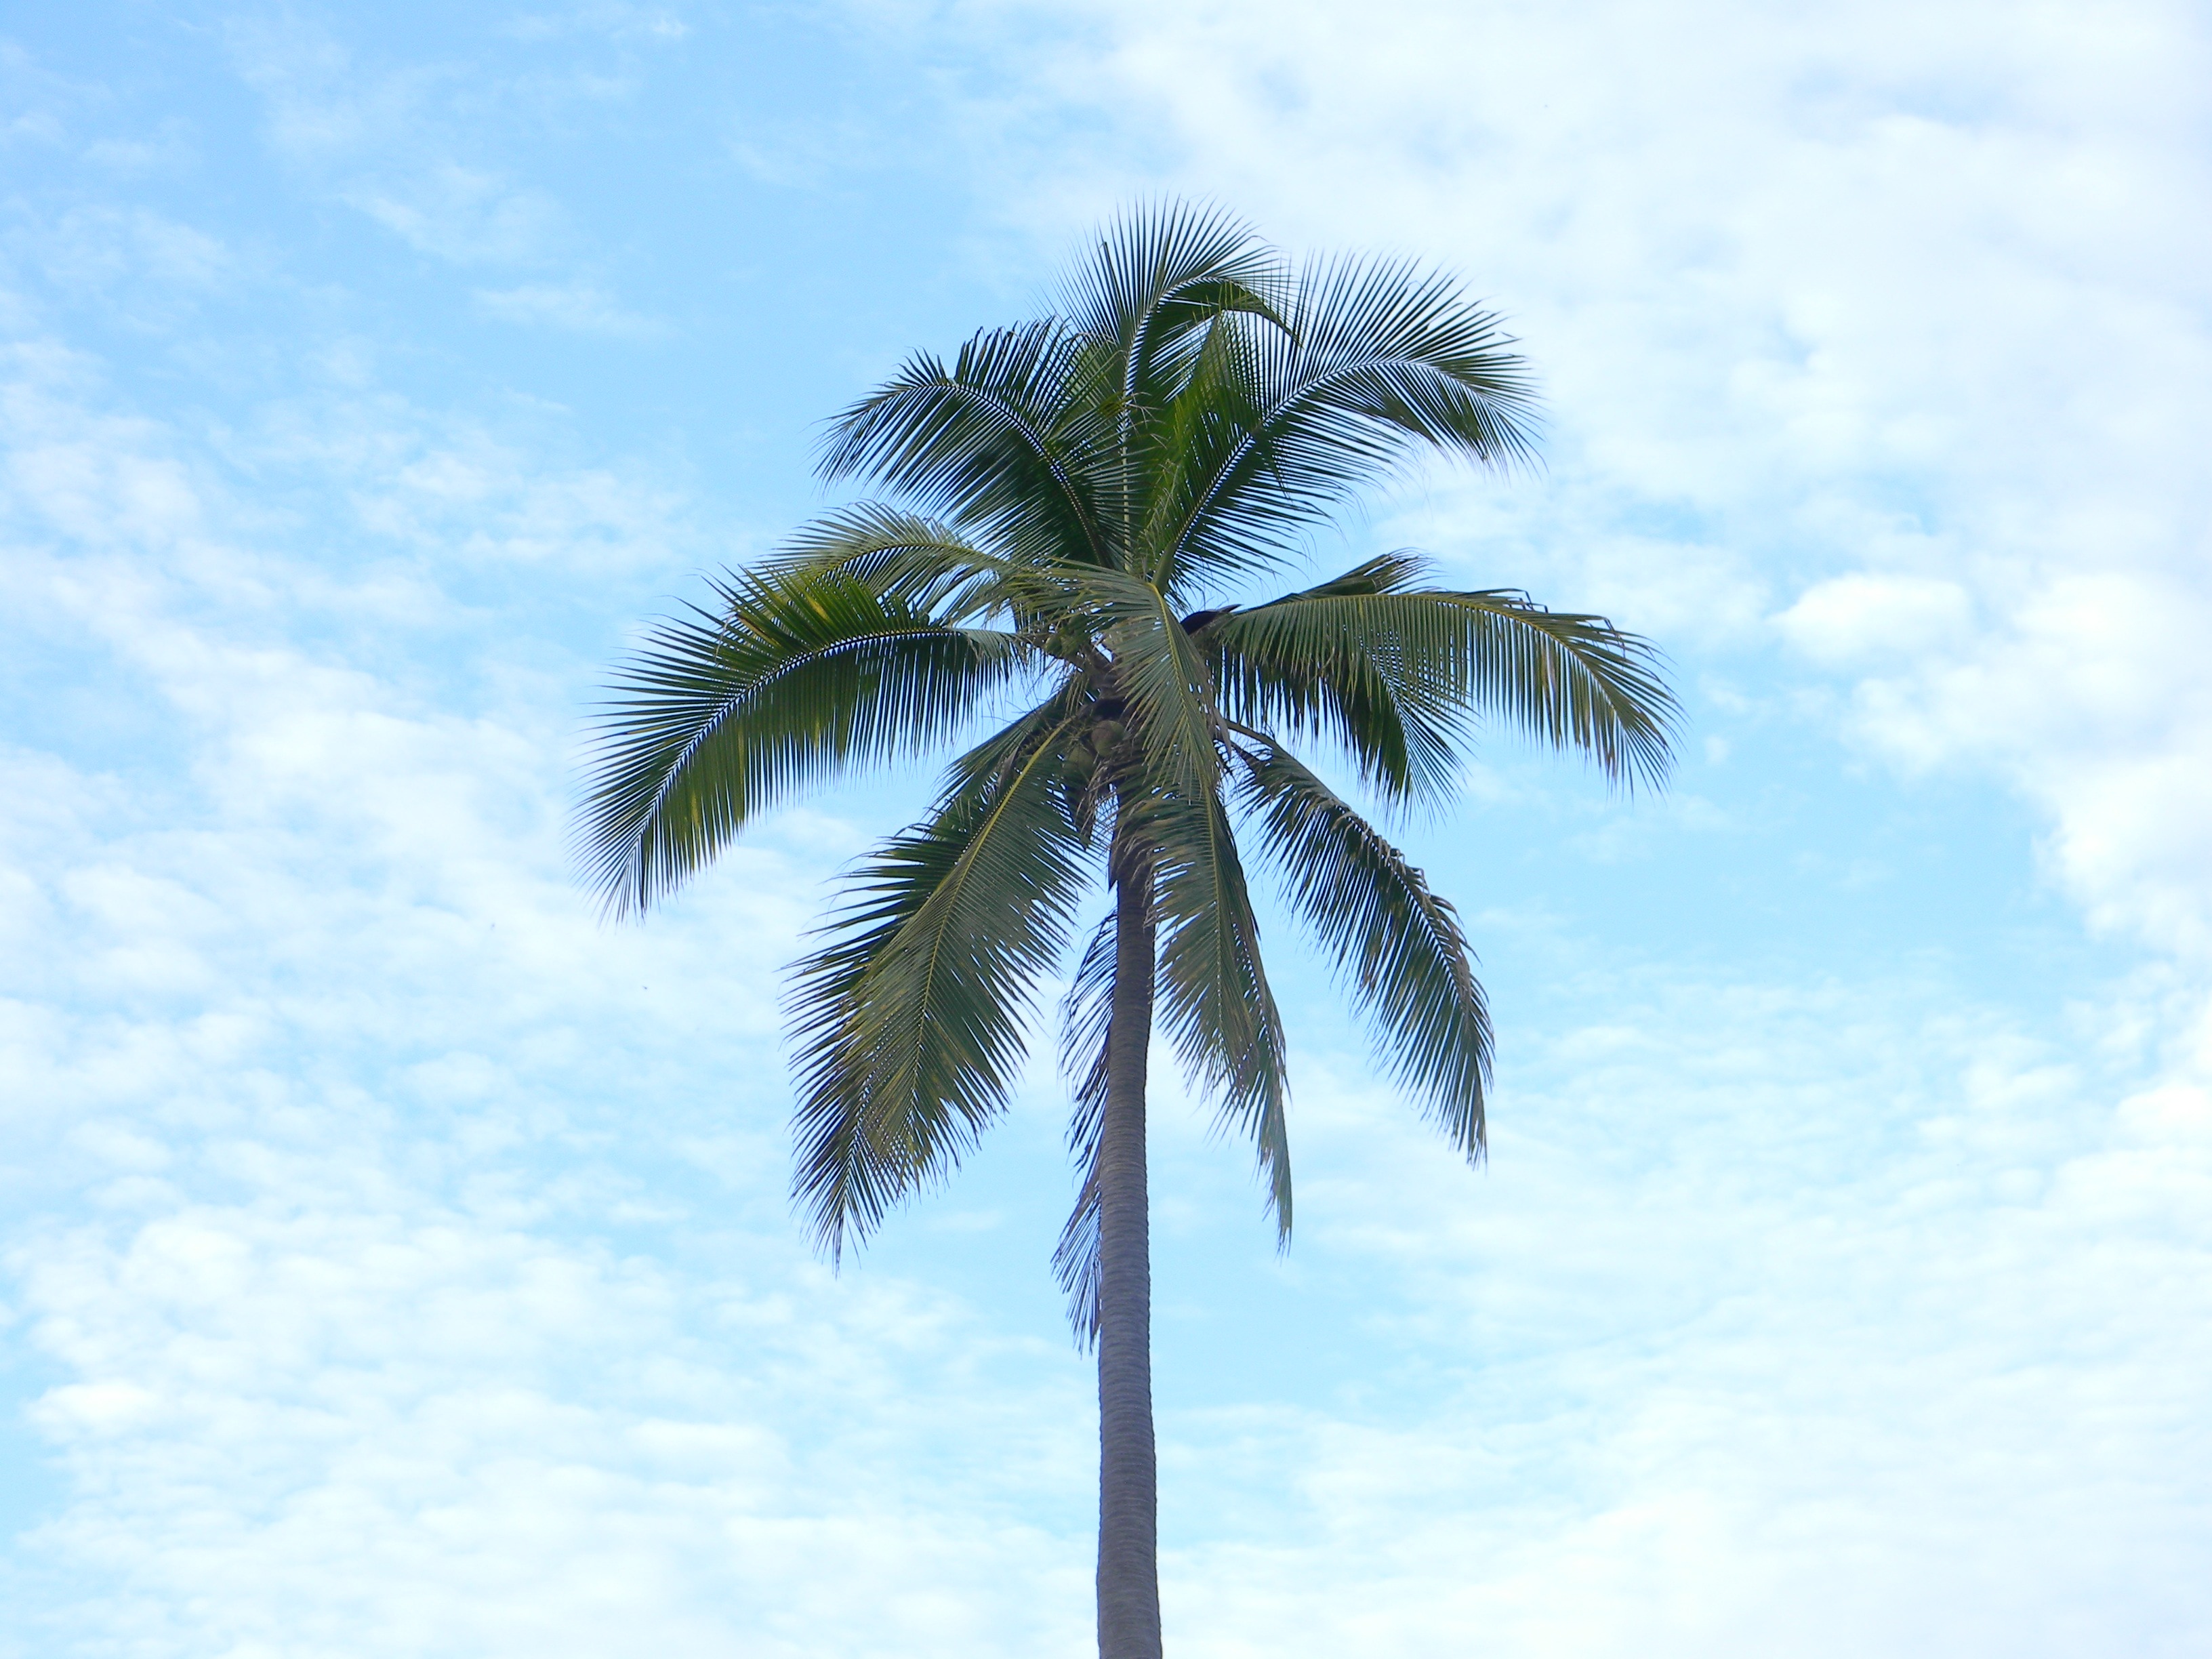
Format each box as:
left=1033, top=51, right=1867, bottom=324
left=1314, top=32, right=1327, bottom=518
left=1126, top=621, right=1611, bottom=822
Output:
left=1097, top=857, right=1162, bottom=1659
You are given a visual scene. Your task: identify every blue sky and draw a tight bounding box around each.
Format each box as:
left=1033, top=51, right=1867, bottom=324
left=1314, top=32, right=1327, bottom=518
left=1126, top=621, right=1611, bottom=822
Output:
left=3, top=3, right=2209, bottom=1654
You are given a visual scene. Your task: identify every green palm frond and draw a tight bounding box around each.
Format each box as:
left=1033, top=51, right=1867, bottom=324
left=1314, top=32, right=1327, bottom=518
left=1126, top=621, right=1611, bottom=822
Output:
left=1200, top=553, right=1446, bottom=802
left=1234, top=737, right=1491, bottom=1158
left=577, top=567, right=1028, bottom=916
left=772, top=505, right=1027, bottom=623
left=1059, top=201, right=1287, bottom=406
left=786, top=701, right=1090, bottom=1259
left=1155, top=260, right=1540, bottom=598
left=1208, top=559, right=1679, bottom=794
left=817, top=319, right=1115, bottom=568
left=1131, top=302, right=1275, bottom=583
left=1067, top=565, right=1227, bottom=801
left=1145, top=776, right=1292, bottom=1237
left=1051, top=911, right=1118, bottom=1347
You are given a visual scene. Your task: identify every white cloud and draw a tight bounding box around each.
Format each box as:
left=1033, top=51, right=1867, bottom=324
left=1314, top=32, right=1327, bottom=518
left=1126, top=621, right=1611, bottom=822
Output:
left=474, top=280, right=664, bottom=337
left=1776, top=573, right=1975, bottom=667
left=8, top=1195, right=1096, bottom=1658
left=1834, top=565, right=2212, bottom=953
left=9, top=207, right=237, bottom=326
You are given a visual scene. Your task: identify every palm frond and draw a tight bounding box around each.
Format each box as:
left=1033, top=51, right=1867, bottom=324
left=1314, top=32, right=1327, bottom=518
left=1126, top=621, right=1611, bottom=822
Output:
left=816, top=321, right=1114, bottom=569
left=1067, top=565, right=1226, bottom=800
left=1157, top=259, right=1541, bottom=597
left=1051, top=910, right=1118, bottom=1347
left=785, top=701, right=1092, bottom=1258
left=771, top=504, right=1026, bottom=623
left=1233, top=738, right=1491, bottom=1158
left=577, top=567, right=1027, bottom=916
left=1059, top=199, right=1288, bottom=413
left=1208, top=564, right=1679, bottom=794
left=1130, top=302, right=1275, bottom=583
left=1201, top=553, right=1446, bottom=802
left=1145, top=775, right=1293, bottom=1239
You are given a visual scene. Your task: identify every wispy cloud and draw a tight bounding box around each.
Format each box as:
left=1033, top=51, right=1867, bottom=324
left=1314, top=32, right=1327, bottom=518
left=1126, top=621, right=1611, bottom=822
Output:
left=474, top=280, right=664, bottom=338
left=346, top=166, right=567, bottom=266
left=225, top=20, right=571, bottom=268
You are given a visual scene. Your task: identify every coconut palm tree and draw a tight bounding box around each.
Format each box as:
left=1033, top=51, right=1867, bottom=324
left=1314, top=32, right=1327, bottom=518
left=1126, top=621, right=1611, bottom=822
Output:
left=575, top=204, right=1675, bottom=1659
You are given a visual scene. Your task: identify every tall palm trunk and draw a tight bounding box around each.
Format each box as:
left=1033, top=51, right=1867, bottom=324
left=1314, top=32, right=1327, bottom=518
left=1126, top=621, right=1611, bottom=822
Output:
left=1097, top=842, right=1162, bottom=1659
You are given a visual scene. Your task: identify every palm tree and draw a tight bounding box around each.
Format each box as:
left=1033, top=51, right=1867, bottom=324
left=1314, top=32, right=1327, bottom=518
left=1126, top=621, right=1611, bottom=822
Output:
left=575, top=204, right=1675, bottom=1659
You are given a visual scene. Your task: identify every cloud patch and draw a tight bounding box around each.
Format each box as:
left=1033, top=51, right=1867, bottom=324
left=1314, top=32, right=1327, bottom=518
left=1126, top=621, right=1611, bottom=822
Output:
left=474, top=280, right=663, bottom=338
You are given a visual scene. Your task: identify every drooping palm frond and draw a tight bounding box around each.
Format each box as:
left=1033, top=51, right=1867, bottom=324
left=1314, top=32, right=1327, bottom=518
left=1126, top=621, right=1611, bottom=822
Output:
left=1051, top=910, right=1119, bottom=1347
left=1144, top=775, right=1292, bottom=1237
left=577, top=567, right=1029, bottom=916
left=770, top=505, right=1025, bottom=623
left=786, top=699, right=1090, bottom=1259
left=1208, top=558, right=1680, bottom=795
left=1234, top=739, right=1491, bottom=1158
left=1070, top=564, right=1229, bottom=797
left=1052, top=558, right=1292, bottom=1223
left=1200, top=552, right=1450, bottom=802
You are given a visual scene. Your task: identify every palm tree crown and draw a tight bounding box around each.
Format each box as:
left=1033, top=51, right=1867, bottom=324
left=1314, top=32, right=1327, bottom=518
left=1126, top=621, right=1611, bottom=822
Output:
left=576, top=204, right=1677, bottom=1659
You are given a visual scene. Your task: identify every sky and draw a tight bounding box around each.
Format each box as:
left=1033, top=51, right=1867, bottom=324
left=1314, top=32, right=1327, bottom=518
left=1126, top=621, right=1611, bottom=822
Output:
left=1, top=1, right=2209, bottom=1654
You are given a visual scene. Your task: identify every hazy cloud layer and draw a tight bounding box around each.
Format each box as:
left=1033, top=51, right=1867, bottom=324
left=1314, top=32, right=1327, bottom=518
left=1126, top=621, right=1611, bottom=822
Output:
left=4, top=3, right=2209, bottom=1654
